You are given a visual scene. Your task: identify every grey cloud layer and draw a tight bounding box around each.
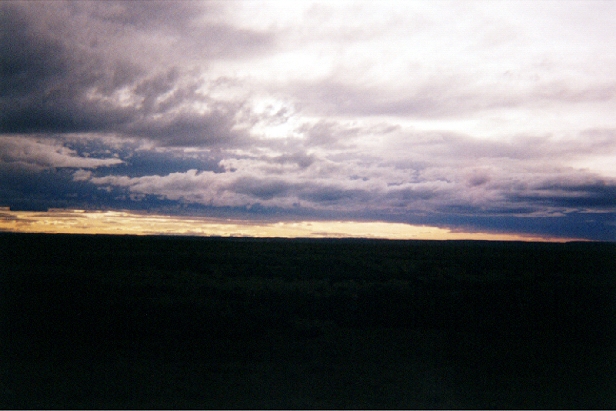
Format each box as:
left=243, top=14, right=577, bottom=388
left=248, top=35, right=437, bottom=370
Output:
left=79, top=127, right=616, bottom=223
left=0, top=2, right=270, bottom=146
left=290, top=75, right=616, bottom=120
left=1, top=1, right=615, bottom=240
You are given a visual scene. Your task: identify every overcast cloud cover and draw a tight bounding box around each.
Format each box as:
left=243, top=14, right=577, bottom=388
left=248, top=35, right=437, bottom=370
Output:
left=1, top=0, right=615, bottom=240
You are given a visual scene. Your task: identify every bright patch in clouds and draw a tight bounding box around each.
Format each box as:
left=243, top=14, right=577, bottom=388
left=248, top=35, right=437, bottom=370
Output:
left=0, top=1, right=614, bottom=240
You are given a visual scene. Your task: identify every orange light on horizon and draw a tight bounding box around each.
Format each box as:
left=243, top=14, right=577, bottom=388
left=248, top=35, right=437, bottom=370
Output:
left=0, top=208, right=580, bottom=242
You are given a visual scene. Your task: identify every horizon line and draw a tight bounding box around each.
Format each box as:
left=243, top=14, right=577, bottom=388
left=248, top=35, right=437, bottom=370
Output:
left=0, top=208, right=589, bottom=243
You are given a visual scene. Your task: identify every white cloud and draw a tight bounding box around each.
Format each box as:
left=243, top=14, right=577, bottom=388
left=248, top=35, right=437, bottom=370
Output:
left=0, top=137, right=123, bottom=170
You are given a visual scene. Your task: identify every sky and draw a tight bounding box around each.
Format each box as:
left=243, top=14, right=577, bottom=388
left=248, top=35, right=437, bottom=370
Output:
left=1, top=0, right=615, bottom=241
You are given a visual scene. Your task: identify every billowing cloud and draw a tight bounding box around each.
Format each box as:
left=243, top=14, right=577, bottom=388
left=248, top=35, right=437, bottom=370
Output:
left=1, top=1, right=615, bottom=240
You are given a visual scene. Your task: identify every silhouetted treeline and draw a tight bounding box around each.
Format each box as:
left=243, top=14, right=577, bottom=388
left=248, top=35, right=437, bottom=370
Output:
left=1, top=233, right=614, bottom=408
left=2, top=233, right=614, bottom=343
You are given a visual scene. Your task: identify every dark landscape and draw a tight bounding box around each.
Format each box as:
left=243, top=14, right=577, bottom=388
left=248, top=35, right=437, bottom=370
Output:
left=1, top=232, right=615, bottom=409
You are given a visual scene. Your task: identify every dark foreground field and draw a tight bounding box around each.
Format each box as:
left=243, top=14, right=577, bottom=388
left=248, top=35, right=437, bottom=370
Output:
left=1, top=233, right=615, bottom=409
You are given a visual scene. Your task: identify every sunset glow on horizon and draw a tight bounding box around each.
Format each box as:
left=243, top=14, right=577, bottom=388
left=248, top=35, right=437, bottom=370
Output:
left=0, top=208, right=581, bottom=242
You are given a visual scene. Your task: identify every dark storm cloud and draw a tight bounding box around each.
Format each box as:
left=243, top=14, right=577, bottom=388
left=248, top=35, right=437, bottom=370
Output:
left=0, top=2, right=147, bottom=133
left=232, top=177, right=292, bottom=201
left=298, top=186, right=372, bottom=204
left=0, top=1, right=273, bottom=145
left=0, top=4, right=67, bottom=96
left=509, top=181, right=616, bottom=209
left=384, top=187, right=438, bottom=202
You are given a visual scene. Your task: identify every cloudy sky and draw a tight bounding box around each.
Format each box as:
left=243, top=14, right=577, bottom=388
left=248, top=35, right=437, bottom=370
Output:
left=1, top=0, right=615, bottom=241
